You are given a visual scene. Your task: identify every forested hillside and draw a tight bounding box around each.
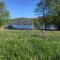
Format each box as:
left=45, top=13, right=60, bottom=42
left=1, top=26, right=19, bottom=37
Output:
left=8, top=17, right=34, bottom=25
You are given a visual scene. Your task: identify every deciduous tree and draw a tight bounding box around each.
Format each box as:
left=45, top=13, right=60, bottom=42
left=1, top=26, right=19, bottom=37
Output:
left=0, top=1, right=9, bottom=30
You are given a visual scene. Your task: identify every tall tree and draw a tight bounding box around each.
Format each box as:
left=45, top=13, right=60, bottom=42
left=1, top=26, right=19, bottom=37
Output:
left=0, top=1, right=9, bottom=30
left=35, top=0, right=60, bottom=30
left=54, top=0, right=60, bottom=29
left=35, top=0, right=52, bottom=30
left=47, top=0, right=60, bottom=29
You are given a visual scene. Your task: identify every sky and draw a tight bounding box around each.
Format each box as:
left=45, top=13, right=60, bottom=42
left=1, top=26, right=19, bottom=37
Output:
left=5, top=0, right=40, bottom=18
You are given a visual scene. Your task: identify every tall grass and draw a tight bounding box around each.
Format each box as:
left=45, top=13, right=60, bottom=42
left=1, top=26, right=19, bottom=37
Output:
left=0, top=30, right=60, bottom=60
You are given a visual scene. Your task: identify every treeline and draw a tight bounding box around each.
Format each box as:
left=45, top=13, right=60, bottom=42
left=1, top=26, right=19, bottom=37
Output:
left=34, top=0, right=60, bottom=30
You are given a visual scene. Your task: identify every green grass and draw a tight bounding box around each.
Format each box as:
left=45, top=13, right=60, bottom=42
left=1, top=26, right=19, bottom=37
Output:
left=0, top=30, right=60, bottom=60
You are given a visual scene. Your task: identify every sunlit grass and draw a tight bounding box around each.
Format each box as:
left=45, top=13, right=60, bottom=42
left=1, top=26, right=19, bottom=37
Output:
left=0, top=30, right=60, bottom=60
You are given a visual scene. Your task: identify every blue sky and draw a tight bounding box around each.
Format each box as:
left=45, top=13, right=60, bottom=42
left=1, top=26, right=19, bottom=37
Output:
left=5, top=0, right=40, bottom=18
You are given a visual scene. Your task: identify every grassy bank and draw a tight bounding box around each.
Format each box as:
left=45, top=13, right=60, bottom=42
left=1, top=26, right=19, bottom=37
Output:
left=0, top=30, right=60, bottom=60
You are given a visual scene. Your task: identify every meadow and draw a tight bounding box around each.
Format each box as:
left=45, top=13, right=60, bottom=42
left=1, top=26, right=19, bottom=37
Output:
left=0, top=30, right=60, bottom=60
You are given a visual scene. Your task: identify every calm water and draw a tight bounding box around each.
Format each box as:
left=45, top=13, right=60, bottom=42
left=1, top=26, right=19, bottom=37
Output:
left=10, top=25, right=35, bottom=29
left=6, top=24, right=57, bottom=30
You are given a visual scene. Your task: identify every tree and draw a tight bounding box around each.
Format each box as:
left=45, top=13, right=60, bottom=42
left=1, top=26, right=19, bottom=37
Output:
left=35, top=0, right=53, bottom=30
left=0, top=1, right=9, bottom=30
left=35, top=0, right=60, bottom=30
left=47, top=0, right=60, bottom=30
left=34, top=18, right=41, bottom=29
left=54, top=0, right=60, bottom=30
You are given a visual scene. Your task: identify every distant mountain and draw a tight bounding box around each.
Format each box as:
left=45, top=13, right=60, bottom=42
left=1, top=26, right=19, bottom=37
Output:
left=11, top=17, right=33, bottom=21
left=8, top=17, right=35, bottom=25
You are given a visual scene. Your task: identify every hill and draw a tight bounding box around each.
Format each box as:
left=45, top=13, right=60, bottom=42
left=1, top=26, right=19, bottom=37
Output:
left=8, top=17, right=34, bottom=25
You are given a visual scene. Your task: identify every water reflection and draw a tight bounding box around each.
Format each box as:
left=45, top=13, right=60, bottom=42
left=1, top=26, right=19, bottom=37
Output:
left=6, top=25, right=35, bottom=30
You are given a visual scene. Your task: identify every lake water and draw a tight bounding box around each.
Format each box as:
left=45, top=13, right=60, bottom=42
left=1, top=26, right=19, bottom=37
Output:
left=8, top=25, right=35, bottom=30
left=6, top=24, right=57, bottom=30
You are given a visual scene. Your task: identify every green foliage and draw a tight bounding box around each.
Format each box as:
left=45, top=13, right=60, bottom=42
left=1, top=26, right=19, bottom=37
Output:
left=0, top=1, right=9, bottom=27
left=34, top=18, right=40, bottom=29
left=35, top=0, right=53, bottom=30
left=35, top=0, right=60, bottom=30
left=0, top=30, right=60, bottom=60
left=33, top=17, right=44, bottom=29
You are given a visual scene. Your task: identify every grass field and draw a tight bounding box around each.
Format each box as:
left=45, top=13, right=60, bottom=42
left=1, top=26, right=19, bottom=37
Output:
left=0, top=30, right=60, bottom=60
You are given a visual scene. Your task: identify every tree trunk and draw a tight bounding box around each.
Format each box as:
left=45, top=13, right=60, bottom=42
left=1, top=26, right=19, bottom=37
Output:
left=42, top=6, right=47, bottom=30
